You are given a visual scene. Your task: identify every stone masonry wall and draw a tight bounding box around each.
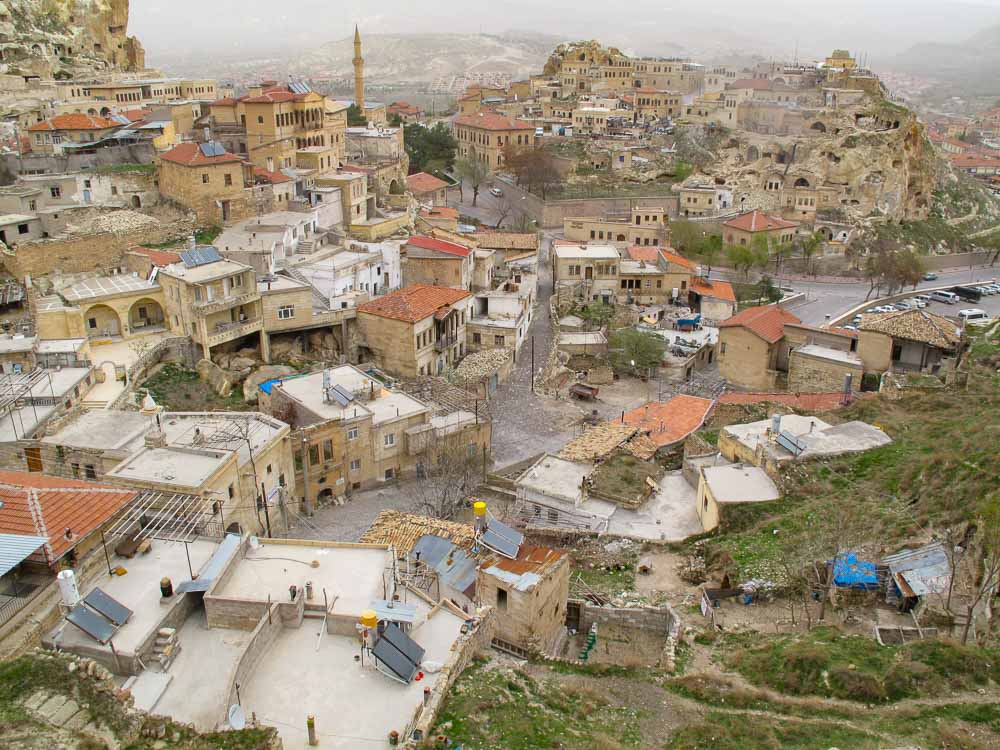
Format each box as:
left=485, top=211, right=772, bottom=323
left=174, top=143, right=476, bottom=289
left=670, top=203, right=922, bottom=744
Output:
left=788, top=351, right=862, bottom=393
left=222, top=603, right=284, bottom=724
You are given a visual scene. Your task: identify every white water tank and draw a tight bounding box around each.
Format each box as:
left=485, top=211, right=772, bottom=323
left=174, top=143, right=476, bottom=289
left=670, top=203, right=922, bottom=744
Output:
left=57, top=569, right=80, bottom=608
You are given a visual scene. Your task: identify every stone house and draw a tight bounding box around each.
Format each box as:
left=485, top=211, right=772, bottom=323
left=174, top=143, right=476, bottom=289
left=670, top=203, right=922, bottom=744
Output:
left=552, top=243, right=620, bottom=304
left=34, top=274, right=166, bottom=343
left=717, top=305, right=803, bottom=390
left=356, top=285, right=473, bottom=378
left=26, top=114, right=122, bottom=154
left=619, top=246, right=695, bottom=305
left=157, top=142, right=254, bottom=226
left=0, top=214, right=43, bottom=246
left=696, top=463, right=780, bottom=532
left=406, top=172, right=450, bottom=206
left=856, top=309, right=960, bottom=374
left=788, top=344, right=863, bottom=393
left=722, top=209, right=799, bottom=247
left=688, top=277, right=736, bottom=322
left=452, top=111, right=537, bottom=171
left=401, top=235, right=474, bottom=290
left=633, top=88, right=681, bottom=123
left=563, top=206, right=670, bottom=247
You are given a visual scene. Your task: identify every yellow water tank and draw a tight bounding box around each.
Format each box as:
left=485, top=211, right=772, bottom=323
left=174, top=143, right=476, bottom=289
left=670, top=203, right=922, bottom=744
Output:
left=360, top=609, right=378, bottom=628
left=473, top=501, right=487, bottom=517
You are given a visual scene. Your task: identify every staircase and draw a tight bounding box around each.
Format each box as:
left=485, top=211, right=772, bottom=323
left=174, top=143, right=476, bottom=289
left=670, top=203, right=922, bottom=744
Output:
left=578, top=623, right=597, bottom=661
left=151, top=627, right=182, bottom=671
left=79, top=399, right=109, bottom=411
left=280, top=267, right=330, bottom=311
left=303, top=601, right=327, bottom=620
left=296, top=239, right=316, bottom=255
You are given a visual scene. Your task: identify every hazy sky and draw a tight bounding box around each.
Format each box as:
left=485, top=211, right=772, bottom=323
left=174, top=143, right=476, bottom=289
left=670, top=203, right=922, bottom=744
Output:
left=131, top=0, right=1000, bottom=63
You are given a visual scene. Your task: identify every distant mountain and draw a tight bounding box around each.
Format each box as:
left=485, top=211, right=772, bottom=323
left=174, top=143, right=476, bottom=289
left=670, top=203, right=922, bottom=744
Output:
left=889, top=24, right=1000, bottom=96
left=290, top=32, right=563, bottom=83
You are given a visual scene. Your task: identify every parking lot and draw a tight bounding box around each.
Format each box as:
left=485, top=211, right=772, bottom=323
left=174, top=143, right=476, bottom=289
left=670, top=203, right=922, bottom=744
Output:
left=850, top=280, right=1000, bottom=329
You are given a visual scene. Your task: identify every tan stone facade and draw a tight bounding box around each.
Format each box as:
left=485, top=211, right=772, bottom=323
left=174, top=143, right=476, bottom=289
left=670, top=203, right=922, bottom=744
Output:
left=453, top=112, right=537, bottom=171
left=718, top=326, right=780, bottom=391
left=788, top=348, right=863, bottom=393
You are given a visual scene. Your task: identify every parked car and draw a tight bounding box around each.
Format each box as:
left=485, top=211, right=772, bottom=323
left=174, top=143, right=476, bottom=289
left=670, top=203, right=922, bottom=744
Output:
left=923, top=272, right=939, bottom=281
left=914, top=294, right=933, bottom=305
left=978, top=284, right=998, bottom=295
left=985, top=284, right=1000, bottom=294
left=894, top=300, right=914, bottom=311
left=852, top=314, right=863, bottom=324
left=930, top=290, right=960, bottom=304
left=909, top=297, right=927, bottom=308
left=952, top=286, right=982, bottom=302
left=489, top=187, right=503, bottom=197
left=958, top=308, right=991, bottom=324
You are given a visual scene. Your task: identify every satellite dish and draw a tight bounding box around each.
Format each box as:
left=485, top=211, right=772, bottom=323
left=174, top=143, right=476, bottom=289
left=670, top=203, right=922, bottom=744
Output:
left=228, top=704, right=246, bottom=730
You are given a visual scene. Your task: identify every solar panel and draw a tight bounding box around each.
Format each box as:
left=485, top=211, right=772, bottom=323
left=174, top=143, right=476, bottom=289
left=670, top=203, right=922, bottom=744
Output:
left=66, top=603, right=116, bottom=644
left=487, top=517, right=524, bottom=547
left=329, top=384, right=354, bottom=407
left=84, top=588, right=132, bottom=627
left=380, top=622, right=425, bottom=665
left=480, top=528, right=519, bottom=559
left=289, top=82, right=312, bottom=94
left=180, top=246, right=223, bottom=268
left=372, top=635, right=418, bottom=683
left=199, top=141, right=226, bottom=157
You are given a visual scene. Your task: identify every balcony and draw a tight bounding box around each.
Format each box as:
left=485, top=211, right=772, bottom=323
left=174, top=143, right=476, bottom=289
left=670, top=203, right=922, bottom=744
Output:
left=194, top=290, right=260, bottom=316
left=206, top=318, right=262, bottom=346
left=435, top=333, right=458, bottom=352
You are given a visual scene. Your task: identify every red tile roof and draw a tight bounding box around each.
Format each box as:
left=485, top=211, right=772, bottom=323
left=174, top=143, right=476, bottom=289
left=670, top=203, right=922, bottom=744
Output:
left=405, top=235, right=472, bottom=257
left=128, top=246, right=182, bottom=267
left=626, top=246, right=660, bottom=262
left=210, top=97, right=238, bottom=107
left=160, top=142, right=243, bottom=167
left=0, top=471, right=136, bottom=565
left=659, top=248, right=697, bottom=270
left=358, top=284, right=470, bottom=323
left=453, top=112, right=535, bottom=131
left=717, top=305, right=801, bottom=344
left=406, top=172, right=450, bottom=194
left=388, top=101, right=423, bottom=115
left=620, top=395, right=715, bottom=448
left=950, top=153, right=1000, bottom=169
left=718, top=392, right=861, bottom=411
left=27, top=114, right=120, bottom=132
left=121, top=108, right=153, bottom=122
left=723, top=209, right=799, bottom=233
left=252, top=166, right=292, bottom=184
left=689, top=277, right=736, bottom=303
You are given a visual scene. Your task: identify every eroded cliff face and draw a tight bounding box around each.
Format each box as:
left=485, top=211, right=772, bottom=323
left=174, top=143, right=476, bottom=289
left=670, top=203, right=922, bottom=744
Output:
left=704, top=97, right=937, bottom=223
left=0, top=0, right=145, bottom=79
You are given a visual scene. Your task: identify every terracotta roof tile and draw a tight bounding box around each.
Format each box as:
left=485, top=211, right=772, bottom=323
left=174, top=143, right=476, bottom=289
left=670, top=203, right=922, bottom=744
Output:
left=723, top=209, right=799, bottom=233
left=453, top=112, right=535, bottom=131
left=690, top=277, right=736, bottom=303
left=128, top=246, right=182, bottom=267
left=0, top=471, right=136, bottom=565
left=357, top=284, right=470, bottom=323
left=252, top=166, right=292, bottom=184
left=717, top=305, right=801, bottom=343
left=620, top=395, right=714, bottom=448
left=405, top=235, right=472, bottom=257
left=857, top=310, right=960, bottom=349
left=406, top=172, right=449, bottom=194
left=361, top=509, right=475, bottom=553
left=27, top=114, right=120, bottom=132
left=559, top=423, right=638, bottom=462
left=160, top=142, right=243, bottom=167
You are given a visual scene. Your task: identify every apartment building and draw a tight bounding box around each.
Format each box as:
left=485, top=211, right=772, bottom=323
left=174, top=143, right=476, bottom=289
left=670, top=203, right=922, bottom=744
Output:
left=26, top=114, right=122, bottom=154
left=357, top=285, right=473, bottom=377
left=157, top=142, right=255, bottom=225
left=722, top=209, right=799, bottom=246
left=633, top=89, right=681, bottom=123
left=563, top=206, right=670, bottom=247
left=453, top=111, right=537, bottom=170
left=401, top=235, right=474, bottom=290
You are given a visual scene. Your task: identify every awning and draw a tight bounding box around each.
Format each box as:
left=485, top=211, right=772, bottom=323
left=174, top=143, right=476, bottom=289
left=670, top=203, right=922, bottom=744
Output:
left=0, top=533, right=48, bottom=577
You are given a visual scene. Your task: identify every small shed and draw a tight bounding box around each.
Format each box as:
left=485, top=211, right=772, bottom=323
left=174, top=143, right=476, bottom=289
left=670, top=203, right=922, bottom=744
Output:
left=882, top=542, right=951, bottom=610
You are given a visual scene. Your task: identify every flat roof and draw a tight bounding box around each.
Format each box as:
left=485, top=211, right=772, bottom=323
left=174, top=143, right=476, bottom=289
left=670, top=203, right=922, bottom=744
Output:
left=0, top=214, right=38, bottom=225
left=0, top=335, right=35, bottom=353
left=274, top=366, right=427, bottom=426
left=107, top=446, right=230, bottom=487
left=160, top=259, right=251, bottom=284
left=554, top=244, right=620, bottom=260
left=704, top=464, right=780, bottom=503
left=795, top=343, right=863, bottom=366
left=61, top=275, right=159, bottom=302
left=516, top=454, right=590, bottom=504
left=41, top=409, right=150, bottom=452
left=35, top=338, right=87, bottom=354
left=559, top=332, right=606, bottom=345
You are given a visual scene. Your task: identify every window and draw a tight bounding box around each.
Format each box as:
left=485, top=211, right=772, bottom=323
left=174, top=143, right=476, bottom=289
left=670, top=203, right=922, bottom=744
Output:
left=224, top=173, right=233, bottom=186
left=71, top=462, right=80, bottom=478
left=201, top=173, right=209, bottom=184
left=472, top=332, right=481, bottom=345
left=50, top=186, right=61, bottom=198
left=347, top=426, right=358, bottom=441
left=84, top=464, right=96, bottom=479
left=231, top=274, right=243, bottom=288
left=83, top=179, right=91, bottom=188
left=28, top=200, right=36, bottom=211
left=384, top=433, right=395, bottom=447
left=720, top=342, right=727, bottom=355
left=494, top=335, right=505, bottom=346
left=496, top=588, right=508, bottom=610
left=350, top=459, right=361, bottom=472
left=277, top=305, right=295, bottom=319
left=193, top=287, right=202, bottom=301
left=323, top=440, right=333, bottom=462
left=309, top=445, right=319, bottom=464
left=17, top=223, right=29, bottom=235
left=294, top=451, right=303, bottom=471
left=111, top=186, right=118, bottom=195
left=257, top=115, right=264, bottom=124
left=384, top=468, right=394, bottom=480
left=228, top=484, right=235, bottom=499
left=266, top=463, right=272, bottom=475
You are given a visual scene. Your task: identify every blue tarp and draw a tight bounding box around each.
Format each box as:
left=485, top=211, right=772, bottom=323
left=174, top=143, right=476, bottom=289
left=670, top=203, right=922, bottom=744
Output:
left=832, top=552, right=878, bottom=590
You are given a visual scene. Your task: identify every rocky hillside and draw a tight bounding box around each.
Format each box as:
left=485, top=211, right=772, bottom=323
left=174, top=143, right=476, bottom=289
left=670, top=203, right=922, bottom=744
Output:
left=290, top=31, right=558, bottom=83
left=889, top=23, right=1000, bottom=99
left=0, top=0, right=144, bottom=80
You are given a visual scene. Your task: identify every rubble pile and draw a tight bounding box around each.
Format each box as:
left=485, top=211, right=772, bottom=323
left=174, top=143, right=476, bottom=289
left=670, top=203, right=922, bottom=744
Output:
left=67, top=210, right=160, bottom=237
left=559, top=422, right=637, bottom=462
left=453, top=348, right=511, bottom=382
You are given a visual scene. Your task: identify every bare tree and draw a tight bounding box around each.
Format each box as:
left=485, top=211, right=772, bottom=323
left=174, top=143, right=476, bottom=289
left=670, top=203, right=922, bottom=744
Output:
left=960, top=500, right=1000, bottom=644
left=454, top=155, right=490, bottom=207
left=493, top=194, right=514, bottom=228
left=410, top=436, right=485, bottom=521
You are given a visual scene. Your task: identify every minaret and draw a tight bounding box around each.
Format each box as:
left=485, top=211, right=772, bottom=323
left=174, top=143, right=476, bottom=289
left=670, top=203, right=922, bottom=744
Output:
left=353, top=25, right=365, bottom=116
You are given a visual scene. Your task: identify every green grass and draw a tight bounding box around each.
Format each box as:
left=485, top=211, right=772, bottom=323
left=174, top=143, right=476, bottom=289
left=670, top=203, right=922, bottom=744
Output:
left=724, top=626, right=1000, bottom=704
left=144, top=226, right=223, bottom=249
left=590, top=453, right=661, bottom=504
left=665, top=710, right=878, bottom=750
left=431, top=659, right=644, bottom=750
left=140, top=363, right=250, bottom=412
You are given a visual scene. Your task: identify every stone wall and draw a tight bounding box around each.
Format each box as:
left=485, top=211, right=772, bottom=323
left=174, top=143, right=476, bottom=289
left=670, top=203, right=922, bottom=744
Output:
left=788, top=350, right=862, bottom=393
left=222, top=603, right=283, bottom=724
left=1, top=145, right=159, bottom=178
left=405, top=605, right=497, bottom=747
left=4, top=219, right=195, bottom=279
left=576, top=600, right=681, bottom=669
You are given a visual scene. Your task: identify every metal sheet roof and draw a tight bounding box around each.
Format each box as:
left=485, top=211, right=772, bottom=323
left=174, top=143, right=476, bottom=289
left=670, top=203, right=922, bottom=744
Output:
left=883, top=542, right=951, bottom=597
left=411, top=533, right=478, bottom=597
left=0, top=533, right=47, bottom=577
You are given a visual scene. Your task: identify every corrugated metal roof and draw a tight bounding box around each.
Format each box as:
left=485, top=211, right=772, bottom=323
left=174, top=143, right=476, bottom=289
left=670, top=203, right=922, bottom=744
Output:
left=883, top=542, right=951, bottom=597
left=0, top=532, right=48, bottom=577
left=411, top=534, right=478, bottom=597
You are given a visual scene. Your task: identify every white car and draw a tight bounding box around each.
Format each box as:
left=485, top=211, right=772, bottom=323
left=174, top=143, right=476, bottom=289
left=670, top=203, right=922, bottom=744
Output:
left=914, top=294, right=933, bottom=305
left=489, top=187, right=503, bottom=198
left=910, top=297, right=927, bottom=308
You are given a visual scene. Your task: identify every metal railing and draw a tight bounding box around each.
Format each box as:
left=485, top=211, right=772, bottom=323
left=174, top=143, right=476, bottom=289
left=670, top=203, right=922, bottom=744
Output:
left=0, top=582, right=44, bottom=628
left=194, top=291, right=259, bottom=315
left=207, top=318, right=262, bottom=346
left=435, top=333, right=458, bottom=352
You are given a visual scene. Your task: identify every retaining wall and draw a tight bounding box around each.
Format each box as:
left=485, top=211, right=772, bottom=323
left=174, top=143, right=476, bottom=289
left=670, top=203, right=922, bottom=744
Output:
left=222, top=603, right=283, bottom=724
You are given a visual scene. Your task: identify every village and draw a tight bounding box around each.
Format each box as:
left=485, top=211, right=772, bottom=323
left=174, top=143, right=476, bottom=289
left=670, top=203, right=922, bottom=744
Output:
left=0, top=4, right=998, bottom=749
